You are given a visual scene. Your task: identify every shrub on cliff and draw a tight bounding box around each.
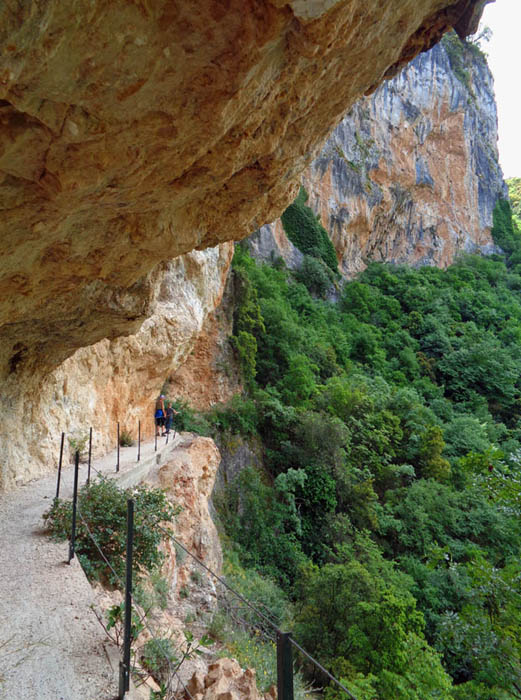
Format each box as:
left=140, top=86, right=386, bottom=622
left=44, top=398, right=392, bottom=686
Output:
left=491, top=197, right=521, bottom=261
left=43, top=476, right=178, bottom=586
left=281, top=187, right=339, bottom=273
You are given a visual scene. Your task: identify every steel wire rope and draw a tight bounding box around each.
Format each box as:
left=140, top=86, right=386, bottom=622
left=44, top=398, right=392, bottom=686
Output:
left=75, top=505, right=186, bottom=694
left=157, top=524, right=358, bottom=700
left=75, top=481, right=358, bottom=699
left=289, top=637, right=358, bottom=700
left=157, top=525, right=283, bottom=635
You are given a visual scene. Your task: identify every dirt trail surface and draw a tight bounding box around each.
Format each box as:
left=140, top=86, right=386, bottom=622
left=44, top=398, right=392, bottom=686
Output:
left=0, top=434, right=180, bottom=699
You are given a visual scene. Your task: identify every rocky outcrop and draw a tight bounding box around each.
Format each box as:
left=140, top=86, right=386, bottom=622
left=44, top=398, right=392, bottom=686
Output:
left=253, top=35, right=505, bottom=276
left=95, top=434, right=224, bottom=696
left=158, top=436, right=223, bottom=585
left=0, top=244, right=232, bottom=490
left=168, top=274, right=242, bottom=411
left=0, top=1, right=488, bottom=382
left=186, top=659, right=275, bottom=700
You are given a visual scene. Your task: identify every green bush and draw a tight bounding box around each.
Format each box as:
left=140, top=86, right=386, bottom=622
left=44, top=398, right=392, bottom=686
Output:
left=119, top=430, right=135, bottom=447
left=169, top=398, right=210, bottom=435
left=281, top=187, right=339, bottom=272
left=491, top=197, right=521, bottom=259
left=43, top=476, right=178, bottom=586
left=141, top=638, right=177, bottom=683
left=296, top=255, right=335, bottom=298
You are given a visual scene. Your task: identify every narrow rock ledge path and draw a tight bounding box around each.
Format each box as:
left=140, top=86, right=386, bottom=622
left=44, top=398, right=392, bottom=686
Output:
left=0, top=434, right=181, bottom=700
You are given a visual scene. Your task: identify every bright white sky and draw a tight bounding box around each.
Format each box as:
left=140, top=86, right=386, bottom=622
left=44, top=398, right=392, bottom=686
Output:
left=481, top=0, right=521, bottom=178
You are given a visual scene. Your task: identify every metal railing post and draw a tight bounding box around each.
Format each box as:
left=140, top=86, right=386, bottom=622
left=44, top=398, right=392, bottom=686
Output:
left=68, top=450, right=80, bottom=564
left=87, top=427, right=92, bottom=485
left=116, top=422, right=120, bottom=472
left=277, top=632, right=294, bottom=700
left=137, top=420, right=141, bottom=462
left=119, top=498, right=134, bottom=698
left=55, top=431, right=65, bottom=499
left=154, top=423, right=157, bottom=452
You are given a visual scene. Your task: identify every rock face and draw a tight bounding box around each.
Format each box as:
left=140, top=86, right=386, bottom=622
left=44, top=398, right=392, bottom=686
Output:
left=253, top=36, right=505, bottom=276
left=0, top=0, right=488, bottom=382
left=0, top=243, right=232, bottom=490
left=167, top=274, right=242, bottom=411
left=186, top=658, right=274, bottom=700
left=158, top=436, right=223, bottom=584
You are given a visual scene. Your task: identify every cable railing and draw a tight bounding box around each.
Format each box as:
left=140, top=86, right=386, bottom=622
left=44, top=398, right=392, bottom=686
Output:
left=54, top=420, right=178, bottom=500
left=59, top=448, right=359, bottom=700
left=157, top=526, right=359, bottom=700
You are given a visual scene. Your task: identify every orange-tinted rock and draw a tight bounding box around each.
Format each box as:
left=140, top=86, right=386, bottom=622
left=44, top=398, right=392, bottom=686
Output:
left=186, top=658, right=269, bottom=700
left=0, top=0, right=487, bottom=379
left=0, top=244, right=232, bottom=489
left=252, top=37, right=505, bottom=276
left=158, top=436, right=223, bottom=585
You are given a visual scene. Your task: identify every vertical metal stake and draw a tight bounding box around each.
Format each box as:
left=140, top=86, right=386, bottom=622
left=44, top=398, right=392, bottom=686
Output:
left=137, top=420, right=141, bottom=462
left=87, top=427, right=92, bottom=485
left=119, top=499, right=134, bottom=698
left=55, top=431, right=65, bottom=499
left=116, top=422, right=120, bottom=472
left=68, top=450, right=80, bottom=564
left=154, top=424, right=157, bottom=452
left=166, top=429, right=169, bottom=445
left=277, top=632, right=294, bottom=700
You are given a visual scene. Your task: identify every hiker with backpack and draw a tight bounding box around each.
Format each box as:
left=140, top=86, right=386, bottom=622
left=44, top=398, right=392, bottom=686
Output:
left=154, top=394, right=166, bottom=436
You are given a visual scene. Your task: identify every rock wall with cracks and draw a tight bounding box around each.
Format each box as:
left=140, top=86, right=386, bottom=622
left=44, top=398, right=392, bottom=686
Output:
left=0, top=0, right=488, bottom=379
left=0, top=0, right=489, bottom=489
left=0, top=243, right=233, bottom=490
left=253, top=37, right=505, bottom=276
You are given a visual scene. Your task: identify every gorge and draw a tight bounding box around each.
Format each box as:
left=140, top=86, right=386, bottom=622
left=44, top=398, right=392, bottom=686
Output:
left=0, top=0, right=490, bottom=489
left=5, top=2, right=521, bottom=699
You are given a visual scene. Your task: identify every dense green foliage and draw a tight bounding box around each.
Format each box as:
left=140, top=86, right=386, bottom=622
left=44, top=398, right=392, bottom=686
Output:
left=441, top=30, right=486, bottom=94
left=209, top=197, right=521, bottom=698
left=507, top=178, right=521, bottom=231
left=44, top=477, right=178, bottom=586
left=280, top=187, right=339, bottom=275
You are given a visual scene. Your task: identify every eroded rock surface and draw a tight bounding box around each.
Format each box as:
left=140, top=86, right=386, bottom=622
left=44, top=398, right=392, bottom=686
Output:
left=186, top=658, right=275, bottom=700
left=253, top=36, right=505, bottom=276
left=0, top=0, right=487, bottom=379
left=0, top=244, right=232, bottom=490
left=158, top=435, right=223, bottom=585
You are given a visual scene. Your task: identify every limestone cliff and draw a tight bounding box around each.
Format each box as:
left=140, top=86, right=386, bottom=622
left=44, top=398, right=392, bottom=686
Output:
left=0, top=0, right=488, bottom=381
left=0, top=244, right=232, bottom=490
left=252, top=34, right=505, bottom=276
left=0, top=1, right=490, bottom=490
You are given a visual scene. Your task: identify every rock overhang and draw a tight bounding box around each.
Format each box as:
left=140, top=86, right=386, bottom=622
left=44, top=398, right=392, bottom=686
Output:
left=0, top=0, right=489, bottom=378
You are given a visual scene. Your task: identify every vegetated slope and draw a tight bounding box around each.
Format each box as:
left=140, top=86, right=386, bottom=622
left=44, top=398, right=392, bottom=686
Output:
left=507, top=177, right=521, bottom=226
left=204, top=197, right=521, bottom=699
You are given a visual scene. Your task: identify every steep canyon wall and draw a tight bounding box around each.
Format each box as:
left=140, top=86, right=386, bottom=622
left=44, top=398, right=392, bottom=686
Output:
left=0, top=1, right=490, bottom=489
left=253, top=35, right=505, bottom=275
left=0, top=244, right=232, bottom=489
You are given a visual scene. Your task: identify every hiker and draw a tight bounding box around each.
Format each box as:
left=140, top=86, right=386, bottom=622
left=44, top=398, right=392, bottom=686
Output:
left=164, top=401, right=179, bottom=437
left=154, top=394, right=166, bottom=436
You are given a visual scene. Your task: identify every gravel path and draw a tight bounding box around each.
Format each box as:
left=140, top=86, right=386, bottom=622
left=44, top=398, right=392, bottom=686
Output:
left=0, top=433, right=178, bottom=700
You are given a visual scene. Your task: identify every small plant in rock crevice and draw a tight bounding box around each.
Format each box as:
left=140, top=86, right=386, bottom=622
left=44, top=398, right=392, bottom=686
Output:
left=119, top=429, right=135, bottom=447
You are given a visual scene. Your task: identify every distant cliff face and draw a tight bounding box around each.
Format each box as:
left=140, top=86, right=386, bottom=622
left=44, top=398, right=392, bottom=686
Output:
left=253, top=37, right=506, bottom=276
left=0, top=0, right=489, bottom=382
